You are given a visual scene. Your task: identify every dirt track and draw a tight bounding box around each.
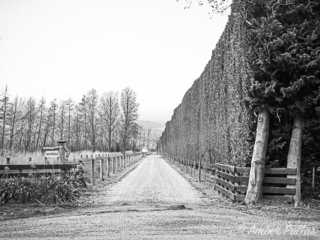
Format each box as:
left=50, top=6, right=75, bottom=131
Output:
left=1, top=155, right=319, bottom=239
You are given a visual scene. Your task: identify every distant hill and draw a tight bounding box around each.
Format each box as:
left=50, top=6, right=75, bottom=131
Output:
left=136, top=120, right=165, bottom=131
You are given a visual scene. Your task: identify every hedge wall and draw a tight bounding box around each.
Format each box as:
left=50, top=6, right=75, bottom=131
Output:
left=159, top=3, right=254, bottom=166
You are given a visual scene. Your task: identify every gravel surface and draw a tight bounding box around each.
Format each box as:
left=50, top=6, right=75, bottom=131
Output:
left=105, top=155, right=202, bottom=205
left=1, top=155, right=319, bottom=239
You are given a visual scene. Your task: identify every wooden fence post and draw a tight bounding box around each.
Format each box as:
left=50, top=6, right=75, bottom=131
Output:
left=113, top=157, right=116, bottom=174
left=234, top=170, right=240, bottom=199
left=117, top=156, right=120, bottom=172
left=91, top=158, right=95, bottom=185
left=122, top=156, right=124, bottom=169
left=204, top=160, right=207, bottom=184
left=181, top=158, right=183, bottom=171
left=198, top=157, right=201, bottom=181
left=107, top=157, right=111, bottom=177
left=312, top=166, right=315, bottom=189
left=186, top=158, right=189, bottom=174
left=191, top=160, right=196, bottom=177
left=100, top=158, right=104, bottom=181
left=115, top=156, right=118, bottom=172
left=121, top=156, right=124, bottom=170
left=120, top=155, right=126, bottom=171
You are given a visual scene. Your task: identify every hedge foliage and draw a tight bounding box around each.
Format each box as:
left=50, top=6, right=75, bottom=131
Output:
left=245, top=0, right=320, bottom=169
left=160, top=0, right=320, bottom=170
left=160, top=2, right=254, bottom=166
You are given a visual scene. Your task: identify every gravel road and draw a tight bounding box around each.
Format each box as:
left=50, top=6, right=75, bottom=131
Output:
left=105, top=155, right=202, bottom=205
left=1, top=155, right=319, bottom=239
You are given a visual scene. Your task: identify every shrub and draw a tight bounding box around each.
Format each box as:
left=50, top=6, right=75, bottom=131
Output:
left=0, top=173, right=86, bottom=205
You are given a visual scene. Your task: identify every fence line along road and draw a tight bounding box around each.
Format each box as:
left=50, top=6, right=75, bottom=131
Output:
left=85, top=153, right=144, bottom=185
left=0, top=153, right=144, bottom=185
left=165, top=154, right=299, bottom=203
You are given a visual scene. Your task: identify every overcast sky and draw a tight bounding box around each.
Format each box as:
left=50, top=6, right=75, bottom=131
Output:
left=0, top=0, right=229, bottom=124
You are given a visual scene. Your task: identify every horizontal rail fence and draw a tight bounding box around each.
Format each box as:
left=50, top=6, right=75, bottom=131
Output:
left=166, top=155, right=216, bottom=184
left=165, top=155, right=297, bottom=203
left=0, top=164, right=76, bottom=178
left=1, top=153, right=144, bottom=185
left=215, top=164, right=297, bottom=202
left=87, top=153, right=144, bottom=185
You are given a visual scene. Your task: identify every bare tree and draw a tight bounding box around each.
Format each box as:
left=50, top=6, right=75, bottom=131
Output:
left=49, top=99, right=58, bottom=145
left=42, top=113, right=52, bottom=148
left=8, top=96, right=25, bottom=151
left=130, top=122, right=140, bottom=151
left=0, top=86, right=9, bottom=150
left=120, top=88, right=139, bottom=154
left=99, top=91, right=119, bottom=152
left=35, top=97, right=46, bottom=150
left=73, top=104, right=82, bottom=151
left=79, top=95, right=88, bottom=150
left=23, top=97, right=37, bottom=152
left=87, top=89, right=99, bottom=152
left=65, top=98, right=74, bottom=145
left=57, top=100, right=67, bottom=140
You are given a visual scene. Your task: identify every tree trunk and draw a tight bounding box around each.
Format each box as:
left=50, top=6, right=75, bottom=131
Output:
left=36, top=105, right=43, bottom=150
left=245, top=107, right=270, bottom=204
left=1, top=86, right=8, bottom=150
left=287, top=116, right=303, bottom=207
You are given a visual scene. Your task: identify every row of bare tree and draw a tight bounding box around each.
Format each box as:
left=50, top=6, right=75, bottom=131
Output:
left=0, top=86, right=157, bottom=155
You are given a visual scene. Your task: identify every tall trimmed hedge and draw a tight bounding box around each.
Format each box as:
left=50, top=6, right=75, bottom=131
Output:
left=160, top=0, right=320, bottom=175
left=160, top=3, right=254, bottom=166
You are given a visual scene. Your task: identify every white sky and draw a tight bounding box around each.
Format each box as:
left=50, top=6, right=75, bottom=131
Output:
left=0, top=0, right=229, bottom=124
